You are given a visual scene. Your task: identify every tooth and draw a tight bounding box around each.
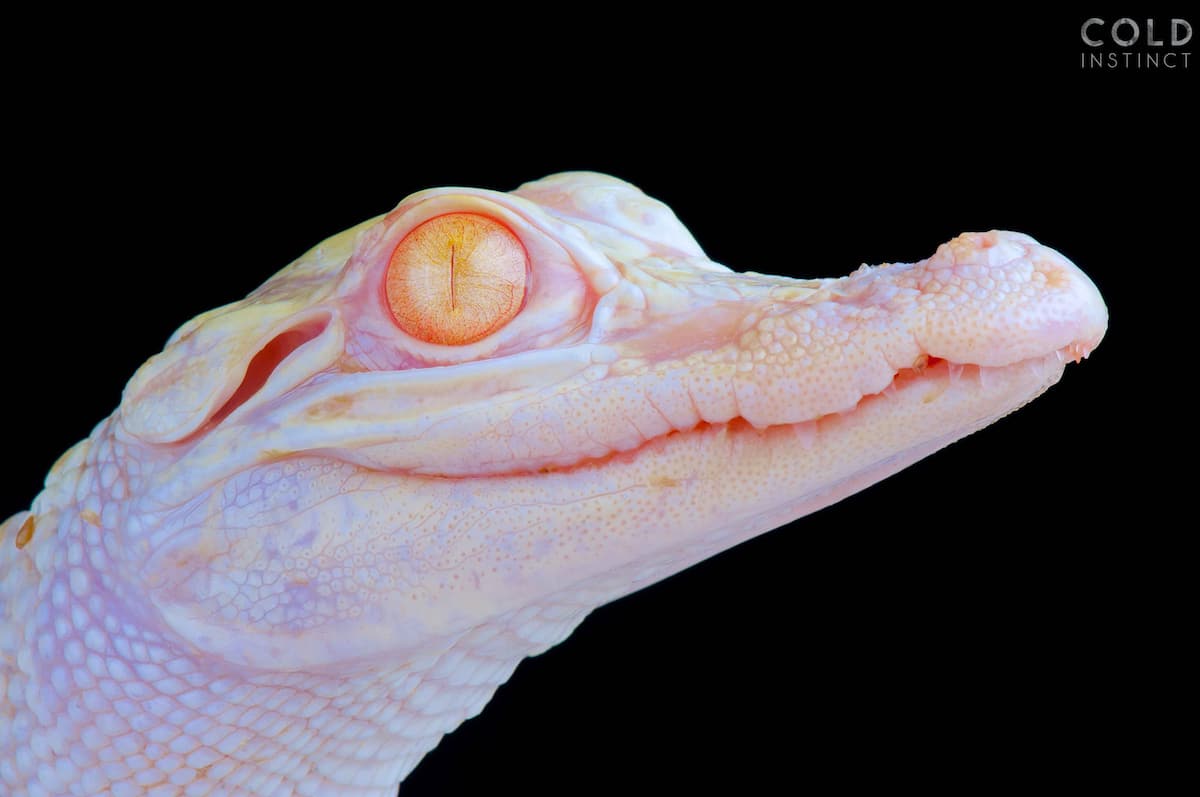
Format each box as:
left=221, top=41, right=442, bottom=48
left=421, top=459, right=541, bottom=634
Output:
left=948, top=362, right=964, bottom=383
left=793, top=420, right=817, bottom=449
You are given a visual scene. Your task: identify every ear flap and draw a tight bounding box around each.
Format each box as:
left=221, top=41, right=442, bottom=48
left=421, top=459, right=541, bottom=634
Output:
left=118, top=299, right=336, bottom=444
left=116, top=214, right=382, bottom=444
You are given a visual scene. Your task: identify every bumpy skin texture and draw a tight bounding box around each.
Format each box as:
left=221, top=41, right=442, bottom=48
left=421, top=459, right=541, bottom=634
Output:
left=0, top=173, right=1107, bottom=795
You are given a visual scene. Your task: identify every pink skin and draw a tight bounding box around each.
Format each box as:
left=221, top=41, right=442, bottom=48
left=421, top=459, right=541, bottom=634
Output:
left=0, top=173, right=1106, bottom=795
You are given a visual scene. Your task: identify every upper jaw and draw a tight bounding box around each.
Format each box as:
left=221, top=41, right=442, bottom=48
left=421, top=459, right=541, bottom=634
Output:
left=141, top=230, right=1106, bottom=510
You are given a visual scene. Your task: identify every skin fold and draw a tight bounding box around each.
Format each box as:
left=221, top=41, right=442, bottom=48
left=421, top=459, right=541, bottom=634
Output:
left=0, top=172, right=1107, bottom=796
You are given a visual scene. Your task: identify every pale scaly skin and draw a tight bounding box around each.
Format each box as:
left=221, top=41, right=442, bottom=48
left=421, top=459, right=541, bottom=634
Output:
left=0, top=172, right=1107, bottom=796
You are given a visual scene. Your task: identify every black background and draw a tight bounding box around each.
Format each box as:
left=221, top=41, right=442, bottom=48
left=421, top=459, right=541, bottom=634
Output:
left=5, top=8, right=1189, bottom=795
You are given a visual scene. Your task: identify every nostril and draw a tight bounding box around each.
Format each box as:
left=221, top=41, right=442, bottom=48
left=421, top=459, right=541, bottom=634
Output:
left=943, top=230, right=1029, bottom=269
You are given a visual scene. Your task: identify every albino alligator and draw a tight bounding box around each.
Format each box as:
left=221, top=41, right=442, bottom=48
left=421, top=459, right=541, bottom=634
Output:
left=0, top=172, right=1107, bottom=795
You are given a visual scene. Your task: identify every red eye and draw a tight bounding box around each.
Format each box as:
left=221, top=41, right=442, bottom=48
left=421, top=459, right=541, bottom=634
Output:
left=385, top=213, right=528, bottom=345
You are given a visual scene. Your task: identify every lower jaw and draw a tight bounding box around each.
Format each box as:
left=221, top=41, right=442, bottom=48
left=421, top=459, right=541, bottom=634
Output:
left=473, top=349, right=1072, bottom=617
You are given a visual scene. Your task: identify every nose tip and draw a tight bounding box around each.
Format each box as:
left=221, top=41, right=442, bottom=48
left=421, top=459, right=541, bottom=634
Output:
left=916, top=231, right=1108, bottom=366
left=998, top=230, right=1108, bottom=357
left=1056, top=245, right=1108, bottom=358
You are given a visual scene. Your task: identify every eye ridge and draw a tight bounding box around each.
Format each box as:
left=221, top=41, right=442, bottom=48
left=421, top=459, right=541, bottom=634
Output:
left=385, top=213, right=528, bottom=346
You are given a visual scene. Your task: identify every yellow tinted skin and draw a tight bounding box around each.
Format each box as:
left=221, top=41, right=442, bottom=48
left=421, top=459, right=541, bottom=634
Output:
left=2, top=174, right=1108, bottom=796
left=385, top=213, right=528, bottom=345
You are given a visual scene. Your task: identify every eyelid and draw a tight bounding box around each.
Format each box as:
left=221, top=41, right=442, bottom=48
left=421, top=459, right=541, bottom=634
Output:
left=336, top=191, right=595, bottom=370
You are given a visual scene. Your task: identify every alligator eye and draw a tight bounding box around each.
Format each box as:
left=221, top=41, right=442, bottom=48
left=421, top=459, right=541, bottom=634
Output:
left=385, top=213, right=528, bottom=345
